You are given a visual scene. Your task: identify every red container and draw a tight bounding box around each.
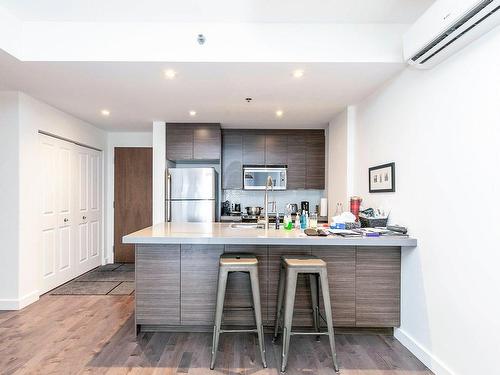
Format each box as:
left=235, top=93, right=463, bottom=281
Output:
left=350, top=196, right=362, bottom=221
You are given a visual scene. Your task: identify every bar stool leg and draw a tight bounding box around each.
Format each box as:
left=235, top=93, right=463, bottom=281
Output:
left=319, top=269, right=340, bottom=373
left=309, top=274, right=321, bottom=342
left=281, top=268, right=298, bottom=373
left=210, top=268, right=228, bottom=370
left=273, top=263, right=286, bottom=343
left=249, top=267, right=267, bottom=368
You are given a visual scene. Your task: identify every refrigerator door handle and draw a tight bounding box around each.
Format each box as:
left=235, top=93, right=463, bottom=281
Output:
left=167, top=173, right=172, bottom=222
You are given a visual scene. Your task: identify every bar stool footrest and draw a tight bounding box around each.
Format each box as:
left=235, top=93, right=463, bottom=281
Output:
left=220, top=329, right=258, bottom=334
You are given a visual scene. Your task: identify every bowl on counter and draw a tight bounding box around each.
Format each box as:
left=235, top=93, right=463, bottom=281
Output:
left=245, top=206, right=263, bottom=216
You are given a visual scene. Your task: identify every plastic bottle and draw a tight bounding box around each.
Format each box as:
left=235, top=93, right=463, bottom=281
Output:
left=295, top=212, right=301, bottom=229
left=300, top=210, right=307, bottom=229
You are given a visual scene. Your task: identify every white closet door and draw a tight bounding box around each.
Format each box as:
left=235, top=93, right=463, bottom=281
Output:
left=40, top=134, right=103, bottom=293
left=39, top=134, right=75, bottom=293
left=75, top=145, right=102, bottom=275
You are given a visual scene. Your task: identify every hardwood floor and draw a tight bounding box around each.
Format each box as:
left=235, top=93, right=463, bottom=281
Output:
left=0, top=295, right=432, bottom=374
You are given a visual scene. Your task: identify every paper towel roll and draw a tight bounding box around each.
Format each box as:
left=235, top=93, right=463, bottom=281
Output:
left=320, top=198, right=328, bottom=217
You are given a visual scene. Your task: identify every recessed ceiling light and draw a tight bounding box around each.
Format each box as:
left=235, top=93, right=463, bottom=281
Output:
left=292, top=69, right=304, bottom=78
left=276, top=110, right=284, bottom=118
left=101, top=109, right=110, bottom=116
left=189, top=110, right=197, bottom=116
left=164, top=69, right=177, bottom=79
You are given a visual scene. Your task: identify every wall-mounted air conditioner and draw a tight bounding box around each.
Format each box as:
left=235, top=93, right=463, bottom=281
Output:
left=403, top=0, right=500, bottom=68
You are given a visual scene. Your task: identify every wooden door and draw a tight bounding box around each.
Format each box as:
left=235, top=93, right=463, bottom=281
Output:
left=39, top=134, right=75, bottom=293
left=114, top=147, right=152, bottom=263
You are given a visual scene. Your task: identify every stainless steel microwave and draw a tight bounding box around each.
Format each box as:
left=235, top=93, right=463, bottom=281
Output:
left=243, top=165, right=287, bottom=190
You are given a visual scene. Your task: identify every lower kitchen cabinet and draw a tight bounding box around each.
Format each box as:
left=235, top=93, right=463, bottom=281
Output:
left=268, top=246, right=314, bottom=327
left=312, top=246, right=356, bottom=327
left=355, top=247, right=401, bottom=327
left=136, top=245, right=180, bottom=325
left=223, top=245, right=268, bottom=326
left=181, top=244, right=224, bottom=325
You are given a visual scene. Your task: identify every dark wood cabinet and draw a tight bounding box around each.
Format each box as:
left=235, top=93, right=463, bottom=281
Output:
left=166, top=123, right=221, bottom=161
left=265, top=133, right=288, bottom=165
left=221, top=129, right=325, bottom=190
left=355, top=247, right=401, bottom=327
left=305, top=131, right=325, bottom=189
left=166, top=124, right=193, bottom=161
left=181, top=244, right=224, bottom=325
left=222, top=132, right=243, bottom=189
left=287, top=134, right=306, bottom=189
left=243, top=133, right=266, bottom=165
left=193, top=124, right=221, bottom=160
left=136, top=245, right=180, bottom=325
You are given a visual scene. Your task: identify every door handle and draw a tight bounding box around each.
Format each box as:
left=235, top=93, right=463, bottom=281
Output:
left=167, top=174, right=171, bottom=222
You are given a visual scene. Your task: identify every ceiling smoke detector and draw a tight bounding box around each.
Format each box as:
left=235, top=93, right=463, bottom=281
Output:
left=245, top=97, right=253, bottom=103
left=197, top=34, right=206, bottom=45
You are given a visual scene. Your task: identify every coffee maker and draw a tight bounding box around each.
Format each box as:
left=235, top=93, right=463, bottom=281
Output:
left=300, top=201, right=309, bottom=213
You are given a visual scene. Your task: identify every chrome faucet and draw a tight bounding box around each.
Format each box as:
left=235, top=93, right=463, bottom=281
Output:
left=262, top=176, right=274, bottom=228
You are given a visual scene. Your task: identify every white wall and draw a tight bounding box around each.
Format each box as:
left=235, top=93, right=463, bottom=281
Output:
left=327, top=106, right=357, bottom=219
left=0, top=91, right=107, bottom=309
left=351, top=28, right=500, bottom=375
left=0, top=92, right=20, bottom=306
left=152, top=122, right=166, bottom=224
left=105, top=132, right=152, bottom=263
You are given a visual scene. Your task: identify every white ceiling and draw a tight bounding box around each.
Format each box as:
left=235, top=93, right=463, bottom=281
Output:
left=0, top=0, right=433, bottom=23
left=0, top=50, right=404, bottom=131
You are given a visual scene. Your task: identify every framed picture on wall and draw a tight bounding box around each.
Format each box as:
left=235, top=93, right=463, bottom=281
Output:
left=369, top=162, right=395, bottom=193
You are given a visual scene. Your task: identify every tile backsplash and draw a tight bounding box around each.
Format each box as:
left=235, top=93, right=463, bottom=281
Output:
left=223, top=189, right=325, bottom=214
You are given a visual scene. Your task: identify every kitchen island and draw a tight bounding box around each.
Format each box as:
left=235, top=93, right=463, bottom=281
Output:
left=123, top=223, right=417, bottom=333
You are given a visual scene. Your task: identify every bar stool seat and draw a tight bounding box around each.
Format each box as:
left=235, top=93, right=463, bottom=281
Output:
left=273, top=254, right=340, bottom=373
left=210, top=253, right=267, bottom=370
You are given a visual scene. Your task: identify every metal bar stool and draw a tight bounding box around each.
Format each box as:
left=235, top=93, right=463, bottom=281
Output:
left=273, top=255, right=339, bottom=373
left=210, top=253, right=267, bottom=370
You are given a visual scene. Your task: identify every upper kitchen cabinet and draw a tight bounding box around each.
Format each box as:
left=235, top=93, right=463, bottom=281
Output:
left=166, top=123, right=221, bottom=161
left=193, top=124, right=221, bottom=160
left=287, top=134, right=306, bottom=189
left=166, top=124, right=193, bottom=161
left=222, top=131, right=243, bottom=189
left=265, top=133, right=288, bottom=165
left=243, top=133, right=266, bottom=165
left=305, top=130, right=325, bottom=189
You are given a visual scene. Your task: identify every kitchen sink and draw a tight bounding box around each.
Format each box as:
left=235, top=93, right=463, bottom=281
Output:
left=229, top=223, right=265, bottom=229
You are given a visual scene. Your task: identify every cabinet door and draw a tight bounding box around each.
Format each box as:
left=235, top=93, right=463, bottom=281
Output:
left=312, top=247, right=356, bottom=327
left=166, top=124, right=193, bottom=161
left=305, top=131, right=325, bottom=189
left=268, top=245, right=313, bottom=327
left=356, top=247, right=401, bottom=327
left=181, top=245, right=224, bottom=325
left=136, top=245, right=180, bottom=325
left=193, top=124, right=221, bottom=160
left=222, top=132, right=243, bottom=189
left=287, top=135, right=306, bottom=189
left=223, top=245, right=268, bottom=326
left=265, top=133, right=288, bottom=165
left=243, top=133, right=266, bottom=165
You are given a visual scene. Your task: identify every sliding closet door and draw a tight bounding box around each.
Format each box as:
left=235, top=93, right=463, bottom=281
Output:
left=75, top=144, right=102, bottom=275
left=39, top=134, right=76, bottom=294
left=40, top=134, right=103, bottom=293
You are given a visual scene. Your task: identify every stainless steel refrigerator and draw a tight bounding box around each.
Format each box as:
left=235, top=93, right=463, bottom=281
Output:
left=166, top=167, right=216, bottom=222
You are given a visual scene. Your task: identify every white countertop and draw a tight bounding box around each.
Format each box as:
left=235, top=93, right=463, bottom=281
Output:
left=123, top=222, right=417, bottom=247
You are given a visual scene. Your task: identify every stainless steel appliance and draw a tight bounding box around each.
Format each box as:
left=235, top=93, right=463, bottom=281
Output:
left=243, top=165, right=287, bottom=190
left=166, top=168, right=216, bottom=222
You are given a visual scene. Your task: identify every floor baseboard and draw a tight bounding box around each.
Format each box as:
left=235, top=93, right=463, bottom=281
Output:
left=0, top=290, right=39, bottom=310
left=395, top=328, right=455, bottom=375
